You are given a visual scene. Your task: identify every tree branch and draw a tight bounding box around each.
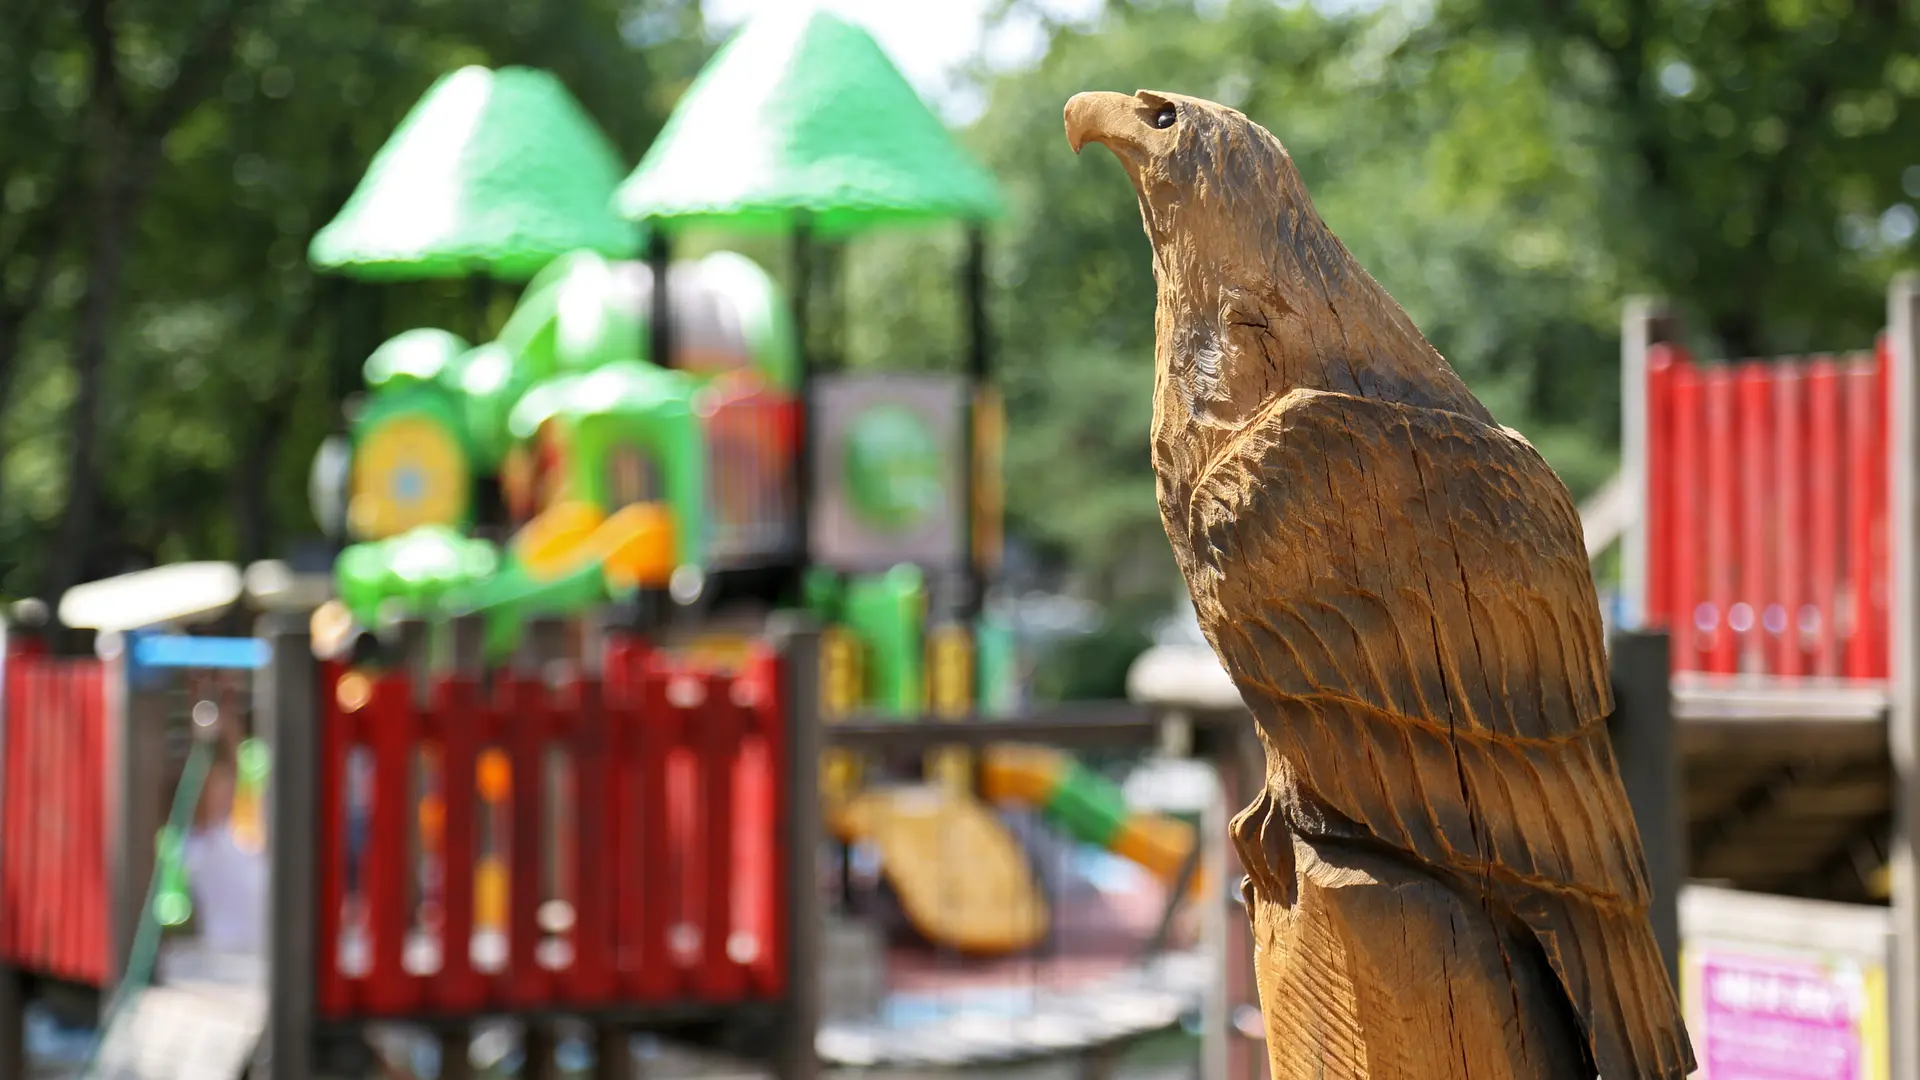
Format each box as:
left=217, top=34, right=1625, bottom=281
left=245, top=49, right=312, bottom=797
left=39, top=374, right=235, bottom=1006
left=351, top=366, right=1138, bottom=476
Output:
left=79, top=0, right=125, bottom=124
left=138, top=0, right=253, bottom=143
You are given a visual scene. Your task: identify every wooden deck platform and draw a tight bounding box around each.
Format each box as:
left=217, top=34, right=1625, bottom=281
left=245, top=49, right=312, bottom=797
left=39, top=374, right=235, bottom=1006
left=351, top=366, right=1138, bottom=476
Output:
left=1128, top=641, right=1900, bottom=905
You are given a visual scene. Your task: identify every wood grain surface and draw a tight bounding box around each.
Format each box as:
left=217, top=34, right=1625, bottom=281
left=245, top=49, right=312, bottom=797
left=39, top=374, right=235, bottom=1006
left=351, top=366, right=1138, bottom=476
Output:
left=1066, top=88, right=1696, bottom=1079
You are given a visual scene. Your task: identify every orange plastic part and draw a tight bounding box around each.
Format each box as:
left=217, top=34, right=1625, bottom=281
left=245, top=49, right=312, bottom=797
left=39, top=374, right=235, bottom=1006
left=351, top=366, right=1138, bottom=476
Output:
left=599, top=502, right=677, bottom=588
left=514, top=501, right=605, bottom=581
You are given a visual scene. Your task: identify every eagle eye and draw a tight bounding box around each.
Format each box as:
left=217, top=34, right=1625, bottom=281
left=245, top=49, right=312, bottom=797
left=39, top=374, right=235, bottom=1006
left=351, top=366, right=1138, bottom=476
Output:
left=1152, top=103, right=1177, bottom=129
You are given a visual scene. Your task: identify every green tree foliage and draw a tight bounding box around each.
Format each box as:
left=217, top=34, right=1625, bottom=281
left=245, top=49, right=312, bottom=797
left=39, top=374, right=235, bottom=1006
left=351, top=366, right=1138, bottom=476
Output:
left=0, top=0, right=708, bottom=597
left=1435, top=0, right=1920, bottom=358
left=3, top=0, right=1915, bottom=663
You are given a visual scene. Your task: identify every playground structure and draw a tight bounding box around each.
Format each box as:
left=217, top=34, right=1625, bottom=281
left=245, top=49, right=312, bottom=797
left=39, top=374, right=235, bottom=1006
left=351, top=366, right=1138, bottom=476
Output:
left=0, top=10, right=1222, bottom=1080
left=0, top=600, right=818, bottom=1080
left=0, top=585, right=1231, bottom=1079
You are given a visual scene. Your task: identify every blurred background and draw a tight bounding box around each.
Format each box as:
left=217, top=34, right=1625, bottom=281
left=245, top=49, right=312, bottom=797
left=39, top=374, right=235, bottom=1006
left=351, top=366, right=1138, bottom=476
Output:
left=5, top=1, right=1919, bottom=1079
left=6, top=0, right=1914, bottom=694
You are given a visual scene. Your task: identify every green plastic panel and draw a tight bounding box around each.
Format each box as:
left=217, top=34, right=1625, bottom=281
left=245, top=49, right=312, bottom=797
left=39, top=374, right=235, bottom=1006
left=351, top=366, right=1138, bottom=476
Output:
left=363, top=328, right=473, bottom=393
left=509, top=360, right=708, bottom=568
left=334, top=525, right=501, bottom=625
left=453, top=342, right=528, bottom=470
left=842, top=564, right=926, bottom=716
left=973, top=617, right=1018, bottom=717
left=1041, top=760, right=1130, bottom=849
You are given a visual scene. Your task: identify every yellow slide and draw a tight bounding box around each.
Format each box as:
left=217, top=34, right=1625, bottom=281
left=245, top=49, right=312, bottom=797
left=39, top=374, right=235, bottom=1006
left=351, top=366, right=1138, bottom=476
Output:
left=514, top=500, right=677, bottom=587
left=830, top=745, right=1200, bottom=956
left=832, top=786, right=1050, bottom=954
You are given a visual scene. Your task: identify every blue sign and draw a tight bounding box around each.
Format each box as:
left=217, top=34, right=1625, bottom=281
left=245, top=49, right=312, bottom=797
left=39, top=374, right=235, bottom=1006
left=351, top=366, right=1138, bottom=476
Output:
left=130, top=634, right=271, bottom=672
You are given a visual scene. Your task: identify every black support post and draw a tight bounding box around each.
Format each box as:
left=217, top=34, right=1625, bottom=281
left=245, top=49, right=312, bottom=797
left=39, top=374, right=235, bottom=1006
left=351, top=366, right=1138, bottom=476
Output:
left=959, top=225, right=990, bottom=622
left=790, top=219, right=815, bottom=596
left=647, top=225, right=673, bottom=371
left=1607, top=629, right=1683, bottom=986
left=770, top=616, right=821, bottom=1080
left=261, top=616, right=318, bottom=1080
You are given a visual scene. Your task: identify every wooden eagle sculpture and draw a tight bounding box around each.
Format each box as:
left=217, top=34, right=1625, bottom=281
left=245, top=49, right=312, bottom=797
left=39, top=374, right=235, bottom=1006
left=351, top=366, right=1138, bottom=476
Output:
left=1065, top=90, right=1695, bottom=1079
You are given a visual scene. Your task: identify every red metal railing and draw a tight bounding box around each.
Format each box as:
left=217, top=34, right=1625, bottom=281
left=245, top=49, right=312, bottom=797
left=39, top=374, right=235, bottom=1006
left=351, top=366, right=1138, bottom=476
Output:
left=0, top=638, right=109, bottom=985
left=1644, top=340, right=1891, bottom=677
left=315, top=637, right=786, bottom=1019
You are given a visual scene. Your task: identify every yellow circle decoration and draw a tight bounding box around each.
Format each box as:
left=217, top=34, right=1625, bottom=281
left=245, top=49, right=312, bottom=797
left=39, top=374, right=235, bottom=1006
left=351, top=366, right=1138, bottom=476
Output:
left=349, top=414, right=469, bottom=539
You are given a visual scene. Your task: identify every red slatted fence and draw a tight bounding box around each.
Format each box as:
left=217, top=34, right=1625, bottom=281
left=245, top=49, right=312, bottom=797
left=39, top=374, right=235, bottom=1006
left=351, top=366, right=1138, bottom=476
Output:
left=314, top=636, right=786, bottom=1020
left=0, top=635, right=109, bottom=985
left=1643, top=339, right=1891, bottom=677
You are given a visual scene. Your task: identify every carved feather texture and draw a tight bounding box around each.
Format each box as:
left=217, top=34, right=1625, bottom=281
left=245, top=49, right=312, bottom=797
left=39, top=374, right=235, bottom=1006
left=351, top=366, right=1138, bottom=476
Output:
left=1065, top=86, right=1694, bottom=1077
left=1188, top=388, right=1693, bottom=1079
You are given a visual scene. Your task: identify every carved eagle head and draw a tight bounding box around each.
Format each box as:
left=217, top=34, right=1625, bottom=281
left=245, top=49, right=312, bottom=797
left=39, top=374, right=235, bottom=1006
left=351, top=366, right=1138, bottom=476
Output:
left=1064, top=89, right=1490, bottom=461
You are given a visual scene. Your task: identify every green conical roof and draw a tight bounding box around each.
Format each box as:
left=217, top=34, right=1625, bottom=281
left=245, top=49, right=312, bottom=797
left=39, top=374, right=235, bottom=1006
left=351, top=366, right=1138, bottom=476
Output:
left=614, top=8, right=1003, bottom=236
left=311, top=66, right=638, bottom=281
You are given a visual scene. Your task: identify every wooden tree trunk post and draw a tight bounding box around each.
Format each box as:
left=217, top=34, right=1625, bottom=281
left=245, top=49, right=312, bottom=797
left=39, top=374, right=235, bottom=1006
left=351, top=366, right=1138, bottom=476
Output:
left=1607, top=630, right=1684, bottom=986
left=1620, top=297, right=1679, bottom=631
left=261, top=614, right=318, bottom=1080
left=1885, top=273, right=1920, bottom=1080
left=768, top=614, right=822, bottom=1080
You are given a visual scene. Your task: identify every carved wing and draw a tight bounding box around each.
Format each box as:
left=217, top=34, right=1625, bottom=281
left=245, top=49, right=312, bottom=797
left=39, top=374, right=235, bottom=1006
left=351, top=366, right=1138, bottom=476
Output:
left=1184, top=388, right=1693, bottom=1079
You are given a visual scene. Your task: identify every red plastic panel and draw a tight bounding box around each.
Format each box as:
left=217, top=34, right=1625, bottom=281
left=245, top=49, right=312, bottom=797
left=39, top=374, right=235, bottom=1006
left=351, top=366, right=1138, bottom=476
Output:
left=0, top=651, right=108, bottom=985
left=1735, top=363, right=1772, bottom=672
left=1645, top=346, right=1677, bottom=625
left=1806, top=358, right=1844, bottom=676
left=315, top=638, right=787, bottom=1020
left=1845, top=353, right=1886, bottom=678
left=1701, top=366, right=1739, bottom=674
left=426, top=676, right=485, bottom=1012
left=1645, top=343, right=1891, bottom=679
left=1772, top=367, right=1808, bottom=676
left=1668, top=360, right=1704, bottom=670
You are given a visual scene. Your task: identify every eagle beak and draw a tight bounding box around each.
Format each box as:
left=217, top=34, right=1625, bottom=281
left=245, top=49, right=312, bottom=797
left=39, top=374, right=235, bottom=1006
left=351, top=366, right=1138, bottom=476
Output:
left=1065, top=91, right=1138, bottom=156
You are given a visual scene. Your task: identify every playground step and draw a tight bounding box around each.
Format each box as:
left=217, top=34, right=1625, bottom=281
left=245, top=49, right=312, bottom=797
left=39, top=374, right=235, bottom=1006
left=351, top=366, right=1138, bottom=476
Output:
left=88, top=981, right=266, bottom=1080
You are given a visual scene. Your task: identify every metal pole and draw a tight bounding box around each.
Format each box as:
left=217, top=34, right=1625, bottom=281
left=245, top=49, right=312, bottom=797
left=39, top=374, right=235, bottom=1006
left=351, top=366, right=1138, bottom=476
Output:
left=791, top=219, right=815, bottom=591
left=261, top=615, right=318, bottom=1080
left=470, top=273, right=493, bottom=344
left=1606, top=629, right=1683, bottom=986
left=647, top=226, right=673, bottom=371
left=960, top=225, right=990, bottom=622
left=1886, top=273, right=1920, bottom=1080
left=770, top=615, right=822, bottom=1080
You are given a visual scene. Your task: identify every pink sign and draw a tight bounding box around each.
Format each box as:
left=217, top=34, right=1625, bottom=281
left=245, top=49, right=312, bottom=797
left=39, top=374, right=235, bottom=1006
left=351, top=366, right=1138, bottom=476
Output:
left=1700, top=953, right=1866, bottom=1079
